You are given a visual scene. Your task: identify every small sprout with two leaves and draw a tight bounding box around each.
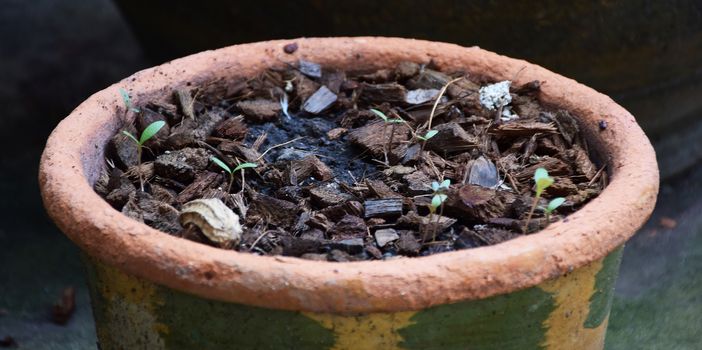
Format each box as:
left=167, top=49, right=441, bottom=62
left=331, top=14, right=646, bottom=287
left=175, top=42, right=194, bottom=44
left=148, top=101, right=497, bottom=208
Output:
left=370, top=109, right=404, bottom=124
left=524, top=167, right=561, bottom=232
left=119, top=88, right=140, bottom=113
left=416, top=129, right=438, bottom=142
left=122, top=120, right=166, bottom=191
left=211, top=157, right=258, bottom=193
left=427, top=179, right=450, bottom=241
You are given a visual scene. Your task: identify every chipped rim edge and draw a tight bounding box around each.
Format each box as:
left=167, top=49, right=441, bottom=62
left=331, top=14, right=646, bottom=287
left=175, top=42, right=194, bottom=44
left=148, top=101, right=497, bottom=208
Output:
left=38, top=37, right=659, bottom=314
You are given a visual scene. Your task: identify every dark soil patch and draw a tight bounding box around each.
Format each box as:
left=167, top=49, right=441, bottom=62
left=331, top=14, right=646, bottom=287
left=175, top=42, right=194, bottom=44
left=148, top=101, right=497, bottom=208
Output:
left=95, top=56, right=606, bottom=262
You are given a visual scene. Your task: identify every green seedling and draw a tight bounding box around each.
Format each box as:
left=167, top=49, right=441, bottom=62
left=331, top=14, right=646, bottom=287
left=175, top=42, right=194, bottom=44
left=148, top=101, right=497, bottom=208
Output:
left=416, top=130, right=438, bottom=142
left=523, top=167, right=555, bottom=232
left=543, top=197, right=566, bottom=223
left=119, top=88, right=140, bottom=113
left=211, top=157, right=257, bottom=192
left=370, top=109, right=405, bottom=165
left=427, top=179, right=451, bottom=241
left=122, top=120, right=165, bottom=191
left=370, top=109, right=404, bottom=124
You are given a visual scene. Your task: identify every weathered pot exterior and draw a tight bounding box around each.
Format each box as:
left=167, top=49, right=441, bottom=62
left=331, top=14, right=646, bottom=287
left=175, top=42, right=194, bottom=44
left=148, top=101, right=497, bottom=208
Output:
left=39, top=37, right=658, bottom=349
left=85, top=249, right=623, bottom=349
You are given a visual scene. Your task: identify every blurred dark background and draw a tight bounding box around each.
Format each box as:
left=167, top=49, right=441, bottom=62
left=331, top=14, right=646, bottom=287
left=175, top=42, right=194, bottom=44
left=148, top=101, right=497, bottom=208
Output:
left=1, top=1, right=701, bottom=348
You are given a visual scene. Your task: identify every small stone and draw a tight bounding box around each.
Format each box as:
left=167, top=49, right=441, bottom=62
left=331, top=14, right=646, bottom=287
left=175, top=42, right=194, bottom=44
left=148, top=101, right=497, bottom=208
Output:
left=374, top=229, right=400, bottom=247
left=479, top=81, right=512, bottom=110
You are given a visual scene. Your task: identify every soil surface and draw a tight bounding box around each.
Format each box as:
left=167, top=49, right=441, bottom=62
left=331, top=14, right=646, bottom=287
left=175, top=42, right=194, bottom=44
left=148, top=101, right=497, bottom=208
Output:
left=95, top=54, right=606, bottom=262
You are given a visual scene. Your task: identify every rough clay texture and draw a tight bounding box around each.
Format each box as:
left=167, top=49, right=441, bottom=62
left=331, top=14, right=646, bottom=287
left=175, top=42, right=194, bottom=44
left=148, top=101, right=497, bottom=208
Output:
left=38, top=37, right=659, bottom=314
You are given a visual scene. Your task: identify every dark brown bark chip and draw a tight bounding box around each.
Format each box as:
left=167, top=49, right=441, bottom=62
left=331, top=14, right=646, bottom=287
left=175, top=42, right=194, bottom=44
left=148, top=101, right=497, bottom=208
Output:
left=364, top=198, right=403, bottom=218
left=107, top=124, right=139, bottom=169
left=328, top=215, right=367, bottom=239
left=426, top=122, right=477, bottom=153
left=105, top=180, right=135, bottom=209
left=396, top=231, right=421, bottom=255
left=406, top=69, right=451, bottom=90
left=403, top=171, right=433, bottom=195
left=319, top=201, right=364, bottom=221
left=122, top=193, right=181, bottom=234
left=360, top=82, right=407, bottom=104
left=348, top=121, right=411, bottom=157
left=236, top=99, right=281, bottom=123
left=177, top=171, right=223, bottom=204
left=491, top=120, right=557, bottom=137
left=445, top=185, right=514, bottom=222
left=247, top=193, right=299, bottom=230
left=167, top=111, right=223, bottom=149
left=213, top=116, right=248, bottom=140
left=150, top=183, right=177, bottom=205
left=366, top=179, right=401, bottom=198
left=288, top=155, right=333, bottom=182
left=309, top=183, right=354, bottom=208
left=154, top=147, right=209, bottom=183
left=394, top=61, right=420, bottom=80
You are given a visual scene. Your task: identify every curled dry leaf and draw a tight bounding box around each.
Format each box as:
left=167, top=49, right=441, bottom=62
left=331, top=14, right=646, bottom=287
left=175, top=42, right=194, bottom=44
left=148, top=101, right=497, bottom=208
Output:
left=179, top=198, right=242, bottom=246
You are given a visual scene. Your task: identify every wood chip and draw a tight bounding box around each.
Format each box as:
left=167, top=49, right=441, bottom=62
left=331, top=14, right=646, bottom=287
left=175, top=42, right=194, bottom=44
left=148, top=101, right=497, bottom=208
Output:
left=374, top=228, right=400, bottom=247
left=426, top=122, right=477, bottom=153
left=303, top=86, right=338, bottom=114
left=364, top=198, right=403, bottom=218
left=236, top=99, right=281, bottom=122
left=466, top=156, right=499, bottom=188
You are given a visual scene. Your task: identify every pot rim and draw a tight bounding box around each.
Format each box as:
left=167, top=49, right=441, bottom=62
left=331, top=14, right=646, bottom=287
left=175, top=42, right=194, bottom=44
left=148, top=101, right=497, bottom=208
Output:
left=39, top=37, right=658, bottom=313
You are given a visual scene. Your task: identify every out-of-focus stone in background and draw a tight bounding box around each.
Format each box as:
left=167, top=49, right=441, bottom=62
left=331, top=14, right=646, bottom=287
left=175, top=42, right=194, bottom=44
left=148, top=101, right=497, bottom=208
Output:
left=1, top=1, right=701, bottom=348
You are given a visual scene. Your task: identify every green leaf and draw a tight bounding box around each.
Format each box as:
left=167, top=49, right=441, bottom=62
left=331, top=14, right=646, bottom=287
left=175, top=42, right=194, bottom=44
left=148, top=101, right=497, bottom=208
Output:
left=534, top=167, right=554, bottom=195
left=546, top=197, right=566, bottom=213
left=119, top=89, right=140, bottom=113
left=119, top=88, right=131, bottom=108
left=233, top=162, right=258, bottom=173
left=424, top=130, right=438, bottom=140
left=388, top=118, right=405, bottom=124
left=440, top=179, right=451, bottom=189
left=431, top=194, right=448, bottom=208
left=534, top=168, right=549, bottom=182
left=370, top=108, right=389, bottom=122
left=210, top=157, right=232, bottom=174
left=431, top=181, right=440, bottom=192
left=121, top=130, right=139, bottom=144
left=139, top=121, right=166, bottom=144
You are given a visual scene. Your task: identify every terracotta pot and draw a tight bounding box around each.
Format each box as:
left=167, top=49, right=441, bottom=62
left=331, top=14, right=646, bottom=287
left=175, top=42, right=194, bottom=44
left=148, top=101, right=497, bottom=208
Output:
left=39, top=37, right=658, bottom=349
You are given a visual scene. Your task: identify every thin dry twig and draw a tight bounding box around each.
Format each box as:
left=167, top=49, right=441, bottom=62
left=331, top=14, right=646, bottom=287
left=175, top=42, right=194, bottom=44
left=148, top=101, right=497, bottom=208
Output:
left=255, top=136, right=305, bottom=161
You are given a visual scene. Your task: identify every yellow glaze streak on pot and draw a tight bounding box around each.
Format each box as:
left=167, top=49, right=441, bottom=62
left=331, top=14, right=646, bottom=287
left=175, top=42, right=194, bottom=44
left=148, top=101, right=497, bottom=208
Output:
left=541, top=259, right=607, bottom=350
left=304, top=311, right=416, bottom=350
left=88, top=259, right=168, bottom=349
